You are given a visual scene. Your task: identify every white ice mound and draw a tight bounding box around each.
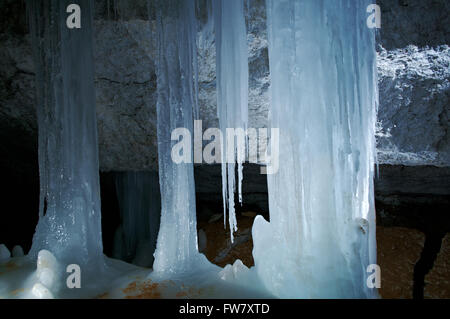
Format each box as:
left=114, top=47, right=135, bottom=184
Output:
left=0, top=244, right=10, bottom=262
left=219, top=259, right=249, bottom=282
left=35, top=250, right=60, bottom=293
left=37, top=250, right=58, bottom=271
left=31, top=283, right=54, bottom=299
left=12, top=245, right=24, bottom=257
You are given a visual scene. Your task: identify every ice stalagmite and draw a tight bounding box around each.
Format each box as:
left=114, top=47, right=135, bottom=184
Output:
left=115, top=172, right=161, bottom=267
left=212, top=0, right=249, bottom=242
left=28, top=0, right=103, bottom=269
left=252, top=0, right=378, bottom=298
left=152, top=0, right=206, bottom=274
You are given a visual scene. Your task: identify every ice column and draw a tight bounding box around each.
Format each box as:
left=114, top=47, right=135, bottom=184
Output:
left=28, top=0, right=104, bottom=268
left=115, top=171, right=161, bottom=267
left=151, top=0, right=204, bottom=274
left=252, top=0, right=378, bottom=298
left=212, top=0, right=249, bottom=242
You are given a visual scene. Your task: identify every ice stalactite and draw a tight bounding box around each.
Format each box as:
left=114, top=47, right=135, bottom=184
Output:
left=114, top=171, right=161, bottom=268
left=252, top=0, right=378, bottom=298
left=212, top=0, right=249, bottom=243
left=151, top=0, right=207, bottom=274
left=28, top=0, right=104, bottom=269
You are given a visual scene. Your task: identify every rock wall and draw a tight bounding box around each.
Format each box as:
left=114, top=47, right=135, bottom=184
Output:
left=0, top=0, right=449, bottom=171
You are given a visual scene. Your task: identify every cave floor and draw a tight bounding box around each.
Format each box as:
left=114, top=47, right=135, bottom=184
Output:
left=198, top=213, right=450, bottom=299
left=0, top=255, right=272, bottom=299
left=1, top=213, right=449, bottom=299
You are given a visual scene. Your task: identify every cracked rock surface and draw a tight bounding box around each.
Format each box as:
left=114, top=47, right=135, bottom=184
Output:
left=377, top=45, right=450, bottom=166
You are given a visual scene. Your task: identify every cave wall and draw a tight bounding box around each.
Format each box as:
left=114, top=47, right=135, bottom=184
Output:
left=0, top=0, right=449, bottom=173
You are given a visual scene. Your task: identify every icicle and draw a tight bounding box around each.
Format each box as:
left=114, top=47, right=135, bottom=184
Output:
left=28, top=0, right=103, bottom=269
left=212, top=0, right=249, bottom=243
left=252, top=0, right=378, bottom=298
left=115, top=171, right=161, bottom=268
left=151, top=0, right=205, bottom=274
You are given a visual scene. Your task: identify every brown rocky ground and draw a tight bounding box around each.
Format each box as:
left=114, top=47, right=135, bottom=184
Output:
left=425, top=233, right=450, bottom=298
left=198, top=212, right=450, bottom=299
left=376, top=226, right=424, bottom=298
left=197, top=212, right=256, bottom=268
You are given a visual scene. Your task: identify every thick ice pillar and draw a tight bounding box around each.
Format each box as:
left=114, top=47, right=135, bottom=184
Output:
left=152, top=0, right=203, bottom=274
left=252, top=0, right=378, bottom=298
left=28, top=0, right=103, bottom=268
left=212, top=0, right=249, bottom=243
left=115, top=171, right=161, bottom=268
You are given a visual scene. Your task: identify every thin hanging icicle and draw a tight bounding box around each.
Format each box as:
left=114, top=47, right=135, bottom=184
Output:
left=252, top=0, right=378, bottom=298
left=28, top=0, right=103, bottom=269
left=212, top=0, right=249, bottom=243
left=151, top=0, right=204, bottom=274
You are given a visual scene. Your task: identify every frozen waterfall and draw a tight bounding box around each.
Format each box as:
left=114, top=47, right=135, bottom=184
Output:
left=212, top=0, right=249, bottom=243
left=251, top=0, right=379, bottom=298
left=151, top=0, right=208, bottom=274
left=28, top=0, right=104, bottom=269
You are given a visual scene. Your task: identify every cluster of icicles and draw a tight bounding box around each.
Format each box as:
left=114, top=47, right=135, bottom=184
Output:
left=0, top=0, right=378, bottom=299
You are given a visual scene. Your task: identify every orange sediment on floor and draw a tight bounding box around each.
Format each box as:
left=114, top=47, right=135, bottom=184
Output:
left=175, top=286, right=207, bottom=298
left=118, top=279, right=216, bottom=299
left=122, top=279, right=167, bottom=299
left=96, top=292, right=109, bottom=299
left=0, top=261, right=18, bottom=276
left=10, top=288, right=25, bottom=296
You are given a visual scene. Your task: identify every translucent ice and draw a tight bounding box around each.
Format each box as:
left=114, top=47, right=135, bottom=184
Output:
left=151, top=0, right=209, bottom=274
left=32, top=249, right=62, bottom=298
left=27, top=0, right=104, bottom=269
left=212, top=0, right=249, bottom=243
left=219, top=259, right=249, bottom=282
left=31, top=283, right=54, bottom=299
left=252, top=0, right=379, bottom=298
